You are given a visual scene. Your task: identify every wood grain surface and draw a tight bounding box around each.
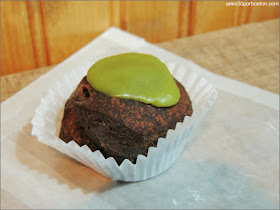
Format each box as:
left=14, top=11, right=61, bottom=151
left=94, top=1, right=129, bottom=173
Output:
left=190, top=1, right=240, bottom=35
left=249, top=2, right=280, bottom=22
left=26, top=1, right=48, bottom=68
left=41, top=1, right=111, bottom=65
left=1, top=19, right=278, bottom=103
left=124, top=1, right=181, bottom=42
left=1, top=1, right=36, bottom=75
left=1, top=1, right=279, bottom=76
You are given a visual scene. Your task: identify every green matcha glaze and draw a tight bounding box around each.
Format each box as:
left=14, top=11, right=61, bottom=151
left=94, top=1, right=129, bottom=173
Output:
left=87, top=53, right=180, bottom=107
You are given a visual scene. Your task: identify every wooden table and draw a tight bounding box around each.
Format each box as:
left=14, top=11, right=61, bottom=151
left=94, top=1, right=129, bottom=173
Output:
left=1, top=19, right=279, bottom=103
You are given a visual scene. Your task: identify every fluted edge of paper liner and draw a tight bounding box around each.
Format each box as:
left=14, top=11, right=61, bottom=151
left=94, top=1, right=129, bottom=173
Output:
left=31, top=61, right=218, bottom=182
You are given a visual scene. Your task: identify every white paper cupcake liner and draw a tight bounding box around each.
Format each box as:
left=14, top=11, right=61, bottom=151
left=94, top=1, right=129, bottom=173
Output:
left=31, top=61, right=218, bottom=182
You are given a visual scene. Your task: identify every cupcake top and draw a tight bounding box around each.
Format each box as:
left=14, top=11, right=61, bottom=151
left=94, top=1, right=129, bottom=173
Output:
left=86, top=53, right=180, bottom=107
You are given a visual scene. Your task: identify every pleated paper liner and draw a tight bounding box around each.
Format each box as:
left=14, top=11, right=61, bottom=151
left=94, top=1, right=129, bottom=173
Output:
left=31, top=61, right=218, bottom=182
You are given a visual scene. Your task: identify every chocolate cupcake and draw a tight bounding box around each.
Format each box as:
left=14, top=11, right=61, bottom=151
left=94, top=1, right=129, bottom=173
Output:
left=59, top=76, right=193, bottom=165
left=31, top=54, right=217, bottom=182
